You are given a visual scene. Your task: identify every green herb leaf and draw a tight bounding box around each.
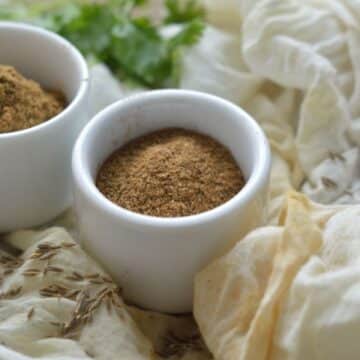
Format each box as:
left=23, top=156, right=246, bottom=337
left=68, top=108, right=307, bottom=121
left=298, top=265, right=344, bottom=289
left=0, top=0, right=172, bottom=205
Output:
left=164, top=0, right=205, bottom=24
left=0, top=0, right=205, bottom=88
left=60, top=4, right=117, bottom=55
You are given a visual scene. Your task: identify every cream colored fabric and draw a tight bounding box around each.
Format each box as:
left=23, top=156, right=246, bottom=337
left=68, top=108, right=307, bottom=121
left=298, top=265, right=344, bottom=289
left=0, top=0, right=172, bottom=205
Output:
left=194, top=192, right=360, bottom=360
left=0, top=225, right=211, bottom=360
left=0, top=228, right=154, bottom=360
left=2, top=0, right=360, bottom=359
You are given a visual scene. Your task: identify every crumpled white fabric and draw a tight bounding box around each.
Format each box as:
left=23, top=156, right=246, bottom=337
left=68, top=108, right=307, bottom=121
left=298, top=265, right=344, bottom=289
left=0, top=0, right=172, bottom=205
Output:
left=240, top=0, right=360, bottom=204
left=194, top=193, right=360, bottom=360
left=186, top=0, right=360, bottom=207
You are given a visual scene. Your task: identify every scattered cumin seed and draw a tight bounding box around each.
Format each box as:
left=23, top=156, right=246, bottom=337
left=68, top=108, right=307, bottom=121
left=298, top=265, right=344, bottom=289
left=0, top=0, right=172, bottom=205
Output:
left=30, top=252, right=43, bottom=260
left=66, top=289, right=81, bottom=300
left=329, top=151, right=346, bottom=162
left=37, top=244, right=52, bottom=250
left=111, top=295, right=123, bottom=309
left=101, top=276, right=113, bottom=284
left=46, top=266, right=64, bottom=273
left=85, top=350, right=95, bottom=358
left=0, top=255, right=14, bottom=263
left=4, top=269, right=14, bottom=276
left=84, top=312, right=93, bottom=325
left=87, top=298, right=102, bottom=314
left=23, top=273, right=39, bottom=277
left=65, top=276, right=82, bottom=282
left=7, top=286, right=22, bottom=298
left=156, top=331, right=204, bottom=358
left=23, top=271, right=41, bottom=277
left=97, top=287, right=109, bottom=298
left=39, top=252, right=58, bottom=261
left=84, top=273, right=100, bottom=280
left=39, top=289, right=58, bottom=297
left=27, top=307, right=35, bottom=320
left=72, top=271, right=84, bottom=281
left=39, top=284, right=69, bottom=298
left=61, top=242, right=77, bottom=249
left=321, top=176, right=338, bottom=189
left=89, top=279, right=103, bottom=285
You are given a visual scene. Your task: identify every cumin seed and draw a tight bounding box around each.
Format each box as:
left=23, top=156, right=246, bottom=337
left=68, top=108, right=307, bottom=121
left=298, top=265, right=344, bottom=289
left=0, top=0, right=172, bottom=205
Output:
left=61, top=242, right=76, bottom=249
left=84, top=273, right=100, bottom=280
left=101, top=276, right=112, bottom=283
left=4, top=269, right=14, bottom=276
left=27, top=307, right=35, bottom=320
left=39, top=252, right=57, bottom=261
left=72, top=271, right=84, bottom=280
left=329, top=151, right=346, bottom=162
left=89, top=279, right=103, bottom=285
left=46, top=266, right=64, bottom=273
left=321, top=176, right=338, bottom=189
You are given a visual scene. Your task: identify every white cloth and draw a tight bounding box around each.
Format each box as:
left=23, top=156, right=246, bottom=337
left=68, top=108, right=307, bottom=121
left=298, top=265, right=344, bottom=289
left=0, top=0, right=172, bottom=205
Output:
left=194, top=193, right=360, bottom=360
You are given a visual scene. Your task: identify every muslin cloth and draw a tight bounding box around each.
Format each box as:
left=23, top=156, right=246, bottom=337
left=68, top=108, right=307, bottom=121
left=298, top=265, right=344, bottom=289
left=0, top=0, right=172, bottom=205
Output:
left=1, top=0, right=360, bottom=359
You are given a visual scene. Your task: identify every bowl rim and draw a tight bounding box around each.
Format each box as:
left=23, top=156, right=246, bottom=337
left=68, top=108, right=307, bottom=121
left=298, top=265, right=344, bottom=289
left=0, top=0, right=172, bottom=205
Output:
left=0, top=21, right=89, bottom=139
left=73, top=90, right=271, bottom=229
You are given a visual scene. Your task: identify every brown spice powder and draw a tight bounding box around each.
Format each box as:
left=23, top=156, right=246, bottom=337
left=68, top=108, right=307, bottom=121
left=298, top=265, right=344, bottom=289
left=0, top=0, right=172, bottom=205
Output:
left=96, top=128, right=245, bottom=217
left=0, top=65, right=66, bottom=133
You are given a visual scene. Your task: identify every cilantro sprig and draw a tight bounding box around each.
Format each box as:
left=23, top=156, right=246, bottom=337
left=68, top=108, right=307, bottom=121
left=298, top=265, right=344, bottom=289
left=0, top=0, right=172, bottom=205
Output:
left=0, top=0, right=205, bottom=88
left=164, top=0, right=205, bottom=24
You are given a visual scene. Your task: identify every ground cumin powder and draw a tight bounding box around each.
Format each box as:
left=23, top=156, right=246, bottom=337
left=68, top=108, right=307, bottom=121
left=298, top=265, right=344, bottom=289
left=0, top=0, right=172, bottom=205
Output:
left=0, top=65, right=66, bottom=133
left=97, top=128, right=245, bottom=217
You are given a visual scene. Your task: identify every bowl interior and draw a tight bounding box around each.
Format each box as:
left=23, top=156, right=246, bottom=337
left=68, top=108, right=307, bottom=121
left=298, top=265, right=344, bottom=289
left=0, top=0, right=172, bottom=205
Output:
left=0, top=23, right=85, bottom=103
left=82, top=92, right=265, bottom=190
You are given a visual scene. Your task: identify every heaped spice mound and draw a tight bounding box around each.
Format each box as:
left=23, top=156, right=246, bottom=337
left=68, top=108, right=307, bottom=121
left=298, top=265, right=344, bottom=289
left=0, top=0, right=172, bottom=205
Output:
left=0, top=65, right=66, bottom=133
left=97, top=128, right=245, bottom=217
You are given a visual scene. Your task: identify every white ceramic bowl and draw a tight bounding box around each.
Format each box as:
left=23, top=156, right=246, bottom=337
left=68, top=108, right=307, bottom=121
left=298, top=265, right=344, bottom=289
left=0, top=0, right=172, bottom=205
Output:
left=72, top=90, right=271, bottom=313
left=0, top=22, right=89, bottom=232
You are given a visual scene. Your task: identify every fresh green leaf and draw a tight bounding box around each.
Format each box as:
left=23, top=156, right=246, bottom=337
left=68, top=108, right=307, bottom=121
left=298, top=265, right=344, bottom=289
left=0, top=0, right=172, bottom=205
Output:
left=0, top=0, right=205, bottom=88
left=167, top=19, right=204, bottom=49
left=110, top=18, right=170, bottom=87
left=164, top=0, right=205, bottom=24
left=59, top=4, right=116, bottom=55
left=167, top=20, right=204, bottom=87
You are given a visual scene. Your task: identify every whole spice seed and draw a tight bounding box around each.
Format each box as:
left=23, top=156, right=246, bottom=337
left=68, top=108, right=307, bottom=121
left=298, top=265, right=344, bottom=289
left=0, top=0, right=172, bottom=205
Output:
left=0, top=65, right=66, bottom=133
left=157, top=331, right=205, bottom=358
left=27, top=307, right=35, bottom=320
left=84, top=273, right=100, bottom=280
left=329, top=151, right=345, bottom=162
left=61, top=242, right=77, bottom=249
left=97, top=128, right=245, bottom=217
left=321, top=176, right=338, bottom=190
left=23, top=268, right=41, bottom=277
left=39, top=252, right=58, bottom=261
left=46, top=266, right=64, bottom=274
left=0, top=286, right=22, bottom=299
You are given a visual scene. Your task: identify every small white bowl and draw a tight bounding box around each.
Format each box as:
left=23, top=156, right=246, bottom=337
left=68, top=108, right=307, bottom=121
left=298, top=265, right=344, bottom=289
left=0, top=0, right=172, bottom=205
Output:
left=72, top=90, right=271, bottom=313
left=0, top=22, right=89, bottom=232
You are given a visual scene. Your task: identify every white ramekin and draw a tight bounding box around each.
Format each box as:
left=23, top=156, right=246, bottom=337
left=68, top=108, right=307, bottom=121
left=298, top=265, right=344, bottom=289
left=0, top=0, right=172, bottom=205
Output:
left=72, top=90, right=271, bottom=313
left=0, top=22, right=89, bottom=232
